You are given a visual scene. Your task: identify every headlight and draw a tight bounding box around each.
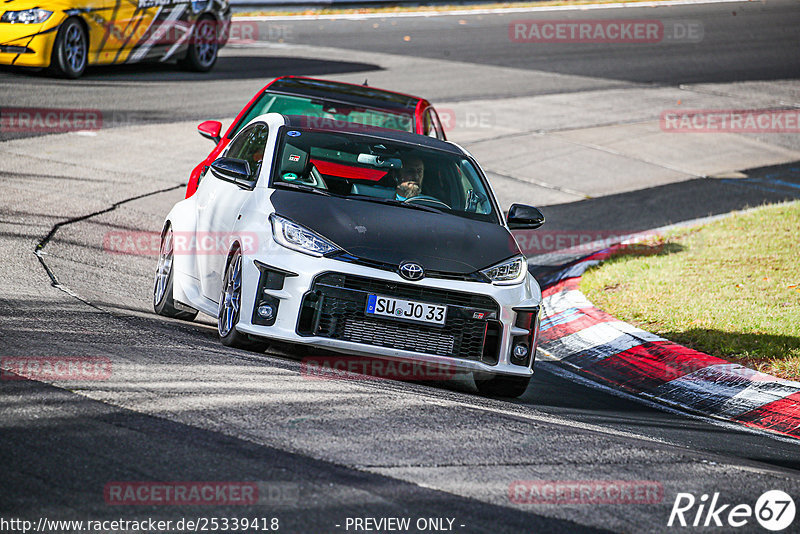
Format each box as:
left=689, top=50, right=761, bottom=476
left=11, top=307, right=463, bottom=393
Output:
left=1, top=8, right=53, bottom=24
left=480, top=255, right=527, bottom=285
left=270, top=214, right=341, bottom=257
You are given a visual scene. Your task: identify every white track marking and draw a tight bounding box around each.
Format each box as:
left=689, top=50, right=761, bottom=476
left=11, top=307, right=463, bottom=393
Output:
left=235, top=0, right=747, bottom=22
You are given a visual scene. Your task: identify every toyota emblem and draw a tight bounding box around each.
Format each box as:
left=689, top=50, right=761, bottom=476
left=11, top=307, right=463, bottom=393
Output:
left=399, top=262, right=424, bottom=281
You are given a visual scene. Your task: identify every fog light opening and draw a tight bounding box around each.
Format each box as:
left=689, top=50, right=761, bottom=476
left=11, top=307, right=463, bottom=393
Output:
left=257, top=304, right=274, bottom=320
left=511, top=343, right=529, bottom=366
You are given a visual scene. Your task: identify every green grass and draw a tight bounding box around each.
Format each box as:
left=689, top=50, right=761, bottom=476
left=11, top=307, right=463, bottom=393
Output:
left=579, top=201, right=800, bottom=380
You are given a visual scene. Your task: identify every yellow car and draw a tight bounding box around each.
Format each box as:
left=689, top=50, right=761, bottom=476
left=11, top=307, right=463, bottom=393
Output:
left=0, top=0, right=230, bottom=78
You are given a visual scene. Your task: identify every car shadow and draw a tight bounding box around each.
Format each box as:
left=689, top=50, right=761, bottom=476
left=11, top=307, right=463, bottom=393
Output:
left=532, top=161, right=800, bottom=236
left=0, top=56, right=382, bottom=82
left=0, top=372, right=597, bottom=533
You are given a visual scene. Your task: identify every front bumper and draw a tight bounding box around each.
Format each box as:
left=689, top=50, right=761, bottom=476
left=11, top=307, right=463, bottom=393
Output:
left=233, top=242, right=542, bottom=378
left=0, top=18, right=61, bottom=67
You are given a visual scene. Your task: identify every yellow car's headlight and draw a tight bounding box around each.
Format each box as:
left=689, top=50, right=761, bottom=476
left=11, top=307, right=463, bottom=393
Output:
left=1, top=8, right=53, bottom=24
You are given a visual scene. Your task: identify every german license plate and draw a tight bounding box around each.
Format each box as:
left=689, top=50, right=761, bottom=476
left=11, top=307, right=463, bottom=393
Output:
left=365, top=294, right=447, bottom=326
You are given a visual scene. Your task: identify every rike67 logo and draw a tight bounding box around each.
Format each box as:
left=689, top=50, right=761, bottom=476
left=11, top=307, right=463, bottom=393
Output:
left=668, top=490, right=795, bottom=531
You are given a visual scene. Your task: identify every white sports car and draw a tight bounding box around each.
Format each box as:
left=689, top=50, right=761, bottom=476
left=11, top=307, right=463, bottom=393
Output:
left=155, top=113, right=546, bottom=397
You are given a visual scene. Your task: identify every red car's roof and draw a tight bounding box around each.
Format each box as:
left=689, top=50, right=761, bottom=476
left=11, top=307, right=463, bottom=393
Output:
left=264, top=76, right=425, bottom=112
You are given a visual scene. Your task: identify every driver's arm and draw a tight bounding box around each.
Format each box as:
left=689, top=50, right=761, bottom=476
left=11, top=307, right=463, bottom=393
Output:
left=396, top=181, right=421, bottom=200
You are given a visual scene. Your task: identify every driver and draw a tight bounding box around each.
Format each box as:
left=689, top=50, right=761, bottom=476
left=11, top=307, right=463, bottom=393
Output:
left=395, top=156, right=425, bottom=201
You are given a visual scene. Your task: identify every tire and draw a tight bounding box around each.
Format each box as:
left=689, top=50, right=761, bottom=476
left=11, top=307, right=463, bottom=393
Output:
left=49, top=18, right=87, bottom=78
left=475, top=374, right=531, bottom=398
left=154, top=225, right=198, bottom=321
left=179, top=16, right=218, bottom=72
left=218, top=247, right=268, bottom=351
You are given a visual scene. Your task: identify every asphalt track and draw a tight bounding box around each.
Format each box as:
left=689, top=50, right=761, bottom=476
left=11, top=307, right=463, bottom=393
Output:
left=2, top=0, right=799, bottom=134
left=2, top=1, right=800, bottom=532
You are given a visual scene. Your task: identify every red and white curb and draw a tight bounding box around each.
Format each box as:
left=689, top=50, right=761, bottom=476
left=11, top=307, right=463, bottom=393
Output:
left=535, top=247, right=800, bottom=440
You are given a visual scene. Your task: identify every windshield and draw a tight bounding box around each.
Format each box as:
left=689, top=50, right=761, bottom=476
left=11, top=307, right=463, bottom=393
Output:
left=271, top=128, right=498, bottom=222
left=234, top=92, right=414, bottom=137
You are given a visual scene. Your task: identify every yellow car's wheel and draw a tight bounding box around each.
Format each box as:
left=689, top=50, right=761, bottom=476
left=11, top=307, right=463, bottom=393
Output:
left=49, top=18, right=87, bottom=78
left=180, top=16, right=218, bottom=72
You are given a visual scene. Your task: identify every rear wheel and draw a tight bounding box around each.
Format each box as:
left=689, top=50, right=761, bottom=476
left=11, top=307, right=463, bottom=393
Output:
left=475, top=374, right=531, bottom=398
left=154, top=225, right=198, bottom=321
left=179, top=16, right=218, bottom=72
left=49, top=18, right=87, bottom=78
left=218, top=247, right=268, bottom=351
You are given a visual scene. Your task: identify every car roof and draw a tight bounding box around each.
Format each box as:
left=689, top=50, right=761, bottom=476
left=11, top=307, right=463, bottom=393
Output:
left=267, top=76, right=423, bottom=112
left=282, top=115, right=463, bottom=155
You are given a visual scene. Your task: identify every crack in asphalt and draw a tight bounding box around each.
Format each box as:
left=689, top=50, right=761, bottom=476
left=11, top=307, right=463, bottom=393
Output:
left=33, top=183, right=186, bottom=304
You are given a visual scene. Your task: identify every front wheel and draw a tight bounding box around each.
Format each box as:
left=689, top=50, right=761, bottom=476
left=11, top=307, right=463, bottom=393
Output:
left=179, top=17, right=219, bottom=72
left=475, top=374, right=531, bottom=398
left=49, top=18, right=87, bottom=78
left=218, top=248, right=268, bottom=351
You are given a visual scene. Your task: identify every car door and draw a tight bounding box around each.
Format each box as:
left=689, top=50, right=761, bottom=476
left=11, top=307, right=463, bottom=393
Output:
left=91, top=0, right=157, bottom=63
left=195, top=122, right=269, bottom=302
left=107, top=0, right=193, bottom=64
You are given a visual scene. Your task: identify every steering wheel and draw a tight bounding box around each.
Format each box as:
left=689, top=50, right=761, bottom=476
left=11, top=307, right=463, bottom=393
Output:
left=404, top=195, right=451, bottom=209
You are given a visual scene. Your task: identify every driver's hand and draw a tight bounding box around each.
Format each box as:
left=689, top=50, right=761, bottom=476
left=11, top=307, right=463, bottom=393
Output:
left=396, top=181, right=421, bottom=199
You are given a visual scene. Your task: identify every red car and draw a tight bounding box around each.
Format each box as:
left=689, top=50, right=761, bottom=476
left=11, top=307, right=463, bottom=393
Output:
left=186, top=76, right=447, bottom=197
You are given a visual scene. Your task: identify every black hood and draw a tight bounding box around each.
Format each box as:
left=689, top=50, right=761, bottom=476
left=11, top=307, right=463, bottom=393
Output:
left=270, top=189, right=519, bottom=275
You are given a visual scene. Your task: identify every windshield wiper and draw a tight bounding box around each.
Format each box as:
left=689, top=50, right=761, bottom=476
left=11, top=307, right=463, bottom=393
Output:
left=350, top=195, right=443, bottom=214
left=273, top=182, right=335, bottom=197
left=275, top=183, right=444, bottom=213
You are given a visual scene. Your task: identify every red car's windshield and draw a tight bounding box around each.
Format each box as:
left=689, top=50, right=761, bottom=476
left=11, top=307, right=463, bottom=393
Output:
left=234, top=92, right=415, bottom=137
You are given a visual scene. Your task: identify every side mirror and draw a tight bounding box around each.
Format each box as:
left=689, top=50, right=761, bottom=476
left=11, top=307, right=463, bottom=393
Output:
left=198, top=120, right=222, bottom=144
left=507, top=204, right=545, bottom=230
left=209, top=157, right=256, bottom=189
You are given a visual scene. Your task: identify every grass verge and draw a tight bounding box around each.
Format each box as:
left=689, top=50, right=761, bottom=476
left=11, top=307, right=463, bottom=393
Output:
left=579, top=201, right=800, bottom=380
